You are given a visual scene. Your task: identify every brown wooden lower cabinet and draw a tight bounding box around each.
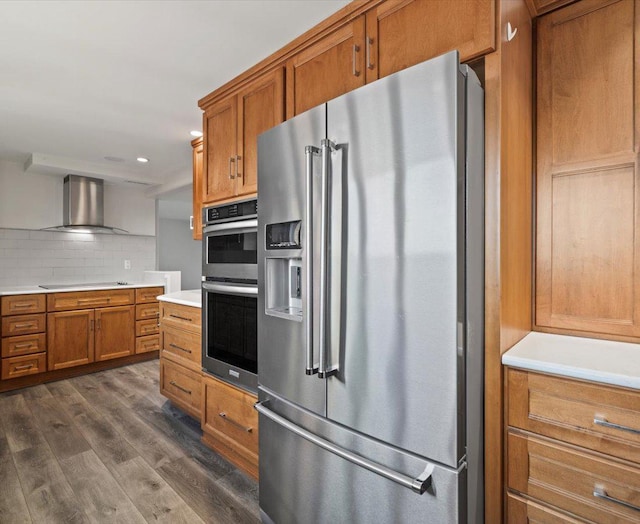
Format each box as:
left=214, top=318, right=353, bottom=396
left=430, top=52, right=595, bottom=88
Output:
left=1, top=352, right=46, bottom=380
left=506, top=368, right=640, bottom=523
left=48, top=309, right=95, bottom=370
left=136, top=334, right=160, bottom=354
left=94, top=306, right=135, bottom=361
left=201, top=373, right=258, bottom=479
left=160, top=358, right=202, bottom=419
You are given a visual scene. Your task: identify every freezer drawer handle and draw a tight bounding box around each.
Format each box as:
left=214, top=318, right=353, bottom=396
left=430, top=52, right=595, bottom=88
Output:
left=594, top=415, right=640, bottom=435
left=255, top=401, right=434, bottom=494
left=594, top=485, right=640, bottom=512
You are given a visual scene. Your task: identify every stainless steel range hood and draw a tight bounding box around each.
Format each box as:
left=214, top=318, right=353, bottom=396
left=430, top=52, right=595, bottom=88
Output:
left=44, top=175, right=128, bottom=234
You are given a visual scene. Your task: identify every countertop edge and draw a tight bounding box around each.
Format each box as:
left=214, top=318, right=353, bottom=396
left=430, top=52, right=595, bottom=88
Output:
left=502, top=332, right=640, bottom=390
left=157, top=290, right=201, bottom=309
left=0, top=282, right=166, bottom=296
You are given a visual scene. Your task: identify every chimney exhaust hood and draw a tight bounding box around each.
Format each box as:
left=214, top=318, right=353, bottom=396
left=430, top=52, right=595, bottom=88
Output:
left=44, top=175, right=128, bottom=234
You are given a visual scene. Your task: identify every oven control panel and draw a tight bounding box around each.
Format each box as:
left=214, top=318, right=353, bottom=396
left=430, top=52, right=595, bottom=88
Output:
left=206, top=199, right=257, bottom=224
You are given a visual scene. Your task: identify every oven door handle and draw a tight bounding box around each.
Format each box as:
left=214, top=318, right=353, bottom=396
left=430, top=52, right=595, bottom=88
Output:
left=203, top=219, right=257, bottom=235
left=202, top=282, right=258, bottom=297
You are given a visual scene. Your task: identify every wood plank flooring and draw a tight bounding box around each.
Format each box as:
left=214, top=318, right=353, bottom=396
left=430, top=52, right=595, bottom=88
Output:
left=0, top=360, right=260, bottom=523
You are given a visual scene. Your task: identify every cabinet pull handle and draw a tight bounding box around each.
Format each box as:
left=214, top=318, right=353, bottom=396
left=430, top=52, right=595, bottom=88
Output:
left=594, top=485, right=640, bottom=512
left=169, top=314, right=192, bottom=322
left=14, top=364, right=34, bottom=371
left=78, top=297, right=110, bottom=303
left=229, top=157, right=236, bottom=179
left=14, top=342, right=34, bottom=349
left=97, top=319, right=101, bottom=330
left=11, top=303, right=33, bottom=309
left=90, top=319, right=94, bottom=331
left=218, top=412, right=253, bottom=432
left=14, top=322, right=35, bottom=329
left=366, top=36, right=374, bottom=70
left=594, top=415, right=640, bottom=435
left=169, top=343, right=192, bottom=354
left=169, top=381, right=191, bottom=395
left=352, top=44, right=360, bottom=77
left=235, top=155, right=241, bottom=179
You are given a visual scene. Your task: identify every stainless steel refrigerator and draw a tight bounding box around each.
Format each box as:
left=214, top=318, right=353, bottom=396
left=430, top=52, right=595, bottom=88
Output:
left=256, top=51, right=484, bottom=524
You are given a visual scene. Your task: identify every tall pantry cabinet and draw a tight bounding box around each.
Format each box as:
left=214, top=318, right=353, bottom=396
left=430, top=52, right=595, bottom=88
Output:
left=535, top=0, right=640, bottom=340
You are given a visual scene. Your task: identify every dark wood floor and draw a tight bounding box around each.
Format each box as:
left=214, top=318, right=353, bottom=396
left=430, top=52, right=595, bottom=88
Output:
left=0, top=360, right=260, bottom=523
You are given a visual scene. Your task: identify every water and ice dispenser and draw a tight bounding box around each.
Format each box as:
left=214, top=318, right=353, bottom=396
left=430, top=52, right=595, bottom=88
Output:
left=264, top=221, right=303, bottom=321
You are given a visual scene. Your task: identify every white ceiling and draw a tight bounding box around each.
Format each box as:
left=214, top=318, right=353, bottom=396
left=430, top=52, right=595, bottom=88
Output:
left=0, top=0, right=349, bottom=189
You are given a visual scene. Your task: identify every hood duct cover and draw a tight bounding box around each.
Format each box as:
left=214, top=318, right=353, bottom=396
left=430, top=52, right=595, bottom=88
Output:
left=44, top=175, right=128, bottom=234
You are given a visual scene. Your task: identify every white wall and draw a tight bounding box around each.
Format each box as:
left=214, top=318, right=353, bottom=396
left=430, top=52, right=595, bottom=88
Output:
left=0, top=160, right=156, bottom=235
left=157, top=217, right=200, bottom=290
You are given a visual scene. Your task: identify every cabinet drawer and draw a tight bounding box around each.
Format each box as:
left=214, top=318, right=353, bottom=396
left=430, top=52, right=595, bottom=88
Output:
left=136, top=334, right=160, bottom=354
left=202, top=374, right=258, bottom=462
left=136, top=303, right=159, bottom=320
left=136, top=318, right=159, bottom=337
left=1, top=314, right=46, bottom=337
left=1, top=294, right=46, bottom=316
left=135, top=287, right=163, bottom=304
left=160, top=358, right=201, bottom=419
left=1, top=352, right=46, bottom=380
left=1, top=333, right=46, bottom=358
left=160, top=302, right=201, bottom=333
left=162, top=325, right=201, bottom=370
left=508, top=431, right=640, bottom=524
left=507, top=493, right=585, bottom=524
left=47, top=289, right=134, bottom=312
left=508, top=369, right=640, bottom=464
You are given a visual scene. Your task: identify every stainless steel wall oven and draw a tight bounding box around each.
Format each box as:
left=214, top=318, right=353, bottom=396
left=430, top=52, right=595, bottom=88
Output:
left=202, top=198, right=258, bottom=392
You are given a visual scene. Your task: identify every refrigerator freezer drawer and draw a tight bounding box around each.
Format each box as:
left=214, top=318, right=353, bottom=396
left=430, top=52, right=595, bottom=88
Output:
left=258, top=407, right=465, bottom=524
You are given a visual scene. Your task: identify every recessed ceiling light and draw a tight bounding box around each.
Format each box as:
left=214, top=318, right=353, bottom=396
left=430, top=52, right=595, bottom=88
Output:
left=104, top=156, right=124, bottom=162
left=190, top=130, right=203, bottom=137
left=136, top=157, right=149, bottom=163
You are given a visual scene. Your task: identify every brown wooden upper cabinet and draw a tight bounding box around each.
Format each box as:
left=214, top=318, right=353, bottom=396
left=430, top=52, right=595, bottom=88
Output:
left=286, top=16, right=366, bottom=118
left=536, top=0, right=639, bottom=339
left=192, top=136, right=203, bottom=240
left=202, top=68, right=285, bottom=204
left=364, top=0, right=495, bottom=83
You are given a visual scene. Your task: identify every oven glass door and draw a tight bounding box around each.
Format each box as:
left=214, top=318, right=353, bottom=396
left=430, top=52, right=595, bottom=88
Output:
left=205, top=222, right=257, bottom=265
left=203, top=282, right=257, bottom=375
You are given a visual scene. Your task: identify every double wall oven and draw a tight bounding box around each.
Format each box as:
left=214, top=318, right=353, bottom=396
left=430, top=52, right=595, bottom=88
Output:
left=202, top=198, right=258, bottom=392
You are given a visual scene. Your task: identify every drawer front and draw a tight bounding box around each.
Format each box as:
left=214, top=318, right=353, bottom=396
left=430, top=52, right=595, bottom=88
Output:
left=162, top=325, right=201, bottom=370
left=136, top=318, right=159, bottom=337
left=508, top=431, right=640, bottom=524
left=507, top=493, right=584, bottom=524
left=136, top=334, right=160, bottom=354
left=508, top=369, right=640, bottom=464
left=1, top=333, right=47, bottom=358
left=202, top=375, right=258, bottom=459
left=1, top=352, right=47, bottom=380
left=160, top=359, right=201, bottom=418
left=1, top=314, right=46, bottom=337
left=1, top=294, right=46, bottom=316
left=47, top=289, right=134, bottom=311
left=160, top=302, right=201, bottom=333
left=136, top=287, right=164, bottom=304
left=136, top=303, right=159, bottom=320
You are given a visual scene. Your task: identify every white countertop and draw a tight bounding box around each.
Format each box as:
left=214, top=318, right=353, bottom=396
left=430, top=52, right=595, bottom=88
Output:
left=157, top=289, right=201, bottom=308
left=502, top=331, right=640, bottom=390
left=0, top=282, right=165, bottom=296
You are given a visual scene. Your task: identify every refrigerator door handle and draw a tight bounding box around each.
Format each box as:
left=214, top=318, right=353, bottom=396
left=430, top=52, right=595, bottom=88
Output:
left=318, top=138, right=338, bottom=379
left=305, top=145, right=320, bottom=375
left=255, top=401, right=435, bottom=495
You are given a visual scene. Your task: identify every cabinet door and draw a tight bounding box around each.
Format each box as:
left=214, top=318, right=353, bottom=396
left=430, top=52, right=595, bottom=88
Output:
left=286, top=16, right=365, bottom=118
left=365, top=0, right=495, bottom=83
left=536, top=0, right=639, bottom=338
left=236, top=68, right=284, bottom=197
left=95, top=306, right=135, bottom=362
left=48, top=310, right=94, bottom=370
left=203, top=96, right=237, bottom=203
left=192, top=136, right=204, bottom=240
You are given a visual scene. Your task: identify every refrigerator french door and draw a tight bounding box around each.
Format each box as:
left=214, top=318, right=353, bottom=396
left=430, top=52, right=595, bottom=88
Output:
left=257, top=51, right=484, bottom=524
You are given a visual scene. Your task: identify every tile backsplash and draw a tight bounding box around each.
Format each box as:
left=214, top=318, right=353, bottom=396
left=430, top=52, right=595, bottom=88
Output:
left=0, top=229, right=156, bottom=287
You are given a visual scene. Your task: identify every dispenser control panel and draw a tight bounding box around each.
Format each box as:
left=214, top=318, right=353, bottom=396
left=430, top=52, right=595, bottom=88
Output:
left=266, top=221, right=301, bottom=250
